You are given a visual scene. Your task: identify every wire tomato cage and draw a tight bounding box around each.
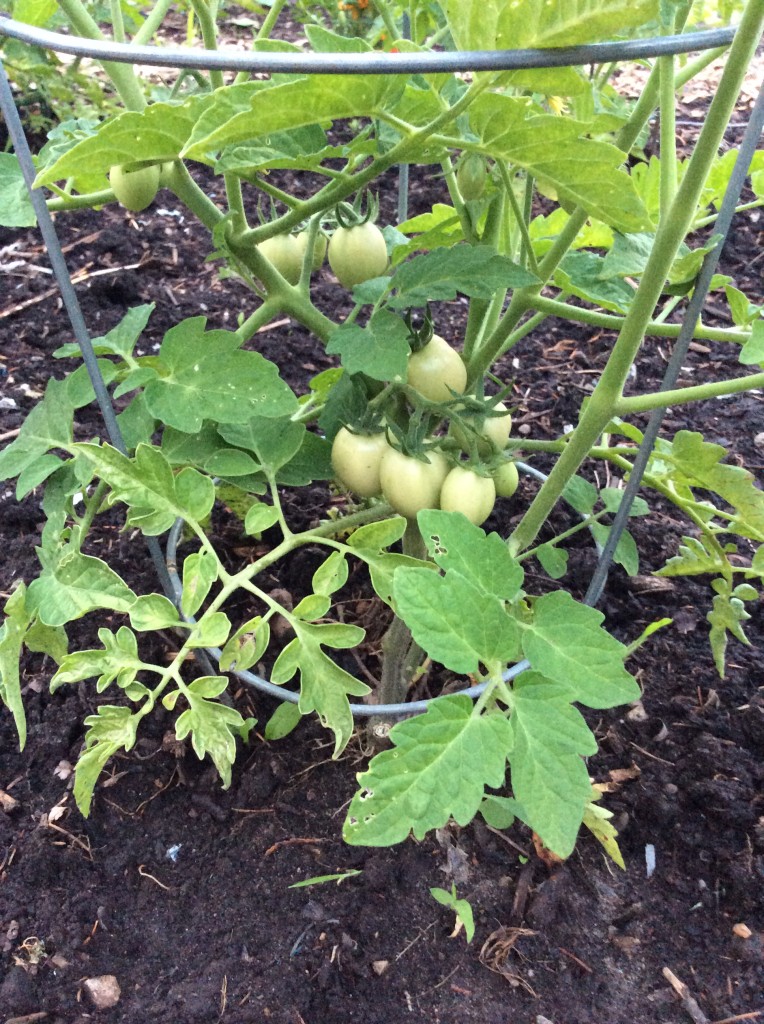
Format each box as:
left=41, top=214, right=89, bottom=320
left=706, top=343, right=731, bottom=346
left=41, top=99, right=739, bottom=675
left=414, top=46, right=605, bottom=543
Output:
left=1, top=15, right=762, bottom=718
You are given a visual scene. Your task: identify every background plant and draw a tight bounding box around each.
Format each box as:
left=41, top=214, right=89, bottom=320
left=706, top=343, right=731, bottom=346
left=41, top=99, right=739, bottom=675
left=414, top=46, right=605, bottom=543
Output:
left=0, top=0, right=763, bottom=861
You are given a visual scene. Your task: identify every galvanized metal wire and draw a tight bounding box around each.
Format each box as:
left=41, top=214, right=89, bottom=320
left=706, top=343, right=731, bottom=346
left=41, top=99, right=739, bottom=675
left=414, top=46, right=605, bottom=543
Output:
left=0, top=17, right=738, bottom=75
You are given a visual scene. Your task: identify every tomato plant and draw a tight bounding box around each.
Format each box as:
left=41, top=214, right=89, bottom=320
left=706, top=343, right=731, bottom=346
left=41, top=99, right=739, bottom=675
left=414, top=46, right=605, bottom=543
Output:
left=2, top=0, right=764, bottom=870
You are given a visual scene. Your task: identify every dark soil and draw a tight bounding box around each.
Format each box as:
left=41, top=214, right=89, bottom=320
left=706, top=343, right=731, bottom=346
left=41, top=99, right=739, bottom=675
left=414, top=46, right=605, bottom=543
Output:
left=1, top=59, right=763, bottom=1024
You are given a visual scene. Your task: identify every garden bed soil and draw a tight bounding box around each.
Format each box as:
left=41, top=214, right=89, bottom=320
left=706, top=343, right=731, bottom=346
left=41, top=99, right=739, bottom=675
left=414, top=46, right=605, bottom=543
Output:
left=1, top=47, right=763, bottom=1024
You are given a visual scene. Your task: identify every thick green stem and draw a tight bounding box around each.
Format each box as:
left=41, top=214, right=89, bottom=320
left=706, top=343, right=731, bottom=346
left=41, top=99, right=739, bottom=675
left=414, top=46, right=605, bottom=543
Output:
left=189, top=0, right=224, bottom=91
left=530, top=295, right=750, bottom=346
left=164, top=162, right=224, bottom=231
left=509, top=1, right=764, bottom=555
left=618, top=370, right=764, bottom=415
left=659, top=53, right=678, bottom=217
left=56, top=0, right=146, bottom=110
left=133, top=0, right=174, bottom=44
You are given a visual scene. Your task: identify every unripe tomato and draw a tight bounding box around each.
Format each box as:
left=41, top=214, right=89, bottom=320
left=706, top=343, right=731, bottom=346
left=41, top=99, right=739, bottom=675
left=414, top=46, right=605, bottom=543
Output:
left=328, top=221, right=388, bottom=289
left=492, top=460, right=519, bottom=498
left=451, top=401, right=513, bottom=454
left=439, top=466, right=496, bottom=526
left=379, top=448, right=449, bottom=519
left=109, top=163, right=161, bottom=212
left=456, top=152, right=487, bottom=201
left=295, top=230, right=328, bottom=271
left=257, top=234, right=303, bottom=285
left=407, top=335, right=467, bottom=403
left=331, top=428, right=389, bottom=498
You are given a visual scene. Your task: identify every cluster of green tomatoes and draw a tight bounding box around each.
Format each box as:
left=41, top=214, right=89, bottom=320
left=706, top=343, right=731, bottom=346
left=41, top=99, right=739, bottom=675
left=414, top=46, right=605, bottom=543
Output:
left=332, top=330, right=519, bottom=527
left=108, top=162, right=389, bottom=290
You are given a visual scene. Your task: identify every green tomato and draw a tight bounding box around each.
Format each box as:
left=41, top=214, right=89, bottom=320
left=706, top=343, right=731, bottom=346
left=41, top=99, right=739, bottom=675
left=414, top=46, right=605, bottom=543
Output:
left=451, top=401, right=513, bottom=454
left=379, top=448, right=449, bottom=519
left=439, top=466, right=496, bottom=526
left=109, top=163, right=161, bottom=213
left=257, top=234, right=303, bottom=285
left=456, top=152, right=487, bottom=202
left=492, top=460, right=519, bottom=499
left=331, top=428, right=390, bottom=498
left=328, top=221, right=388, bottom=289
left=295, top=230, right=328, bottom=271
left=407, top=335, right=467, bottom=403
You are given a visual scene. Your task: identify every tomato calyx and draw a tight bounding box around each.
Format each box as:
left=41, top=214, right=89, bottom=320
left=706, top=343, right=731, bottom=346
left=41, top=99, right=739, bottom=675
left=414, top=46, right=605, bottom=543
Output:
left=404, top=305, right=435, bottom=355
left=334, top=191, right=380, bottom=230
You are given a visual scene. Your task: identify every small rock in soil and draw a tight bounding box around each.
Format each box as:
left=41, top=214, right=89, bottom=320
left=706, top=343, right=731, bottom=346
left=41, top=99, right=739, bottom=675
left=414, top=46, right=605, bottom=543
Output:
left=82, top=974, right=121, bottom=1009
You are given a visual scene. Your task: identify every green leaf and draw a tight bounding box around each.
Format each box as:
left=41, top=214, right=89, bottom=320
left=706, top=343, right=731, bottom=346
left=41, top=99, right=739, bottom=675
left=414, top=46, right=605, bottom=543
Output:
left=54, top=304, right=154, bottom=361
left=0, top=378, right=73, bottom=486
left=583, top=794, right=625, bottom=870
left=144, top=318, right=297, bottom=431
left=662, top=431, right=764, bottom=542
left=394, top=568, right=521, bottom=674
left=219, top=616, right=271, bottom=673
left=561, top=475, right=598, bottom=516
left=520, top=591, right=639, bottom=708
left=264, top=700, right=302, bottom=741
left=74, top=705, right=142, bottom=816
left=535, top=543, right=569, bottom=580
left=244, top=502, right=280, bottom=536
left=217, top=126, right=343, bottom=176
left=468, top=96, right=651, bottom=232
left=218, top=415, right=305, bottom=474
left=73, top=442, right=215, bottom=536
left=272, top=621, right=369, bottom=755
left=589, top=523, right=639, bottom=576
left=479, top=794, right=517, bottom=830
left=555, top=251, right=636, bottom=313
left=430, top=886, right=475, bottom=942
left=740, top=320, right=764, bottom=367
left=448, top=0, right=659, bottom=50
left=51, top=626, right=143, bottom=694
left=326, top=310, right=410, bottom=382
left=183, top=75, right=404, bottom=161
left=0, top=153, right=36, bottom=227
left=393, top=204, right=464, bottom=264
left=174, top=679, right=255, bottom=788
left=186, top=612, right=231, bottom=648
left=128, top=593, right=181, bottom=631
left=416, top=510, right=524, bottom=602
left=343, top=695, right=512, bottom=846
left=181, top=549, right=219, bottom=618
left=509, top=672, right=595, bottom=857
left=707, top=579, right=752, bottom=676
left=313, top=552, right=349, bottom=597
left=346, top=517, right=408, bottom=551
left=34, top=96, right=209, bottom=189
left=293, top=594, right=332, bottom=621
left=0, top=586, right=33, bottom=748
left=656, top=535, right=726, bottom=577
left=13, top=0, right=58, bottom=27
left=387, top=245, right=538, bottom=309
left=26, top=550, right=137, bottom=627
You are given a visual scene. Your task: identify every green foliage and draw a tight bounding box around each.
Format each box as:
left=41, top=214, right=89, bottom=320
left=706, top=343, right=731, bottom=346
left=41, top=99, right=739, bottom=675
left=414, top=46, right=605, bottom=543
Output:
left=0, top=0, right=762, bottom=868
left=430, top=885, right=476, bottom=943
